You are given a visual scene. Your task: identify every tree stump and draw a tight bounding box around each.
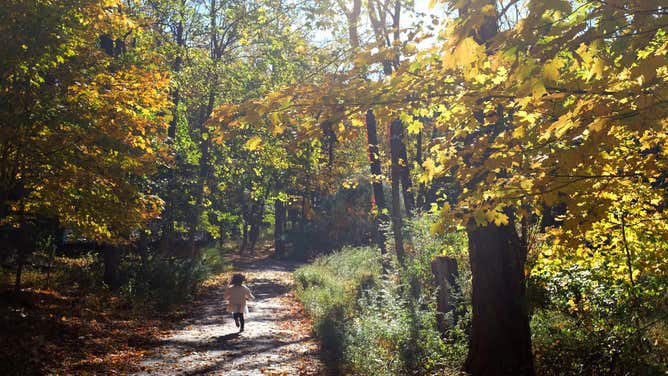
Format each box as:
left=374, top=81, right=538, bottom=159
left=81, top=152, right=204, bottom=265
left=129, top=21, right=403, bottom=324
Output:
left=431, top=255, right=459, bottom=332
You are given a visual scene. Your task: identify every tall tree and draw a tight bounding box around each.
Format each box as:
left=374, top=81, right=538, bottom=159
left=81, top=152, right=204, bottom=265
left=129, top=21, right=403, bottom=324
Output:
left=0, top=0, right=169, bottom=243
left=414, top=0, right=668, bottom=374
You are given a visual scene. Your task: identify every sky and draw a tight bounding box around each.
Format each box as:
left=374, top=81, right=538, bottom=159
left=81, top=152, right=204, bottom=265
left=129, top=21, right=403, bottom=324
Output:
left=309, top=0, right=449, bottom=46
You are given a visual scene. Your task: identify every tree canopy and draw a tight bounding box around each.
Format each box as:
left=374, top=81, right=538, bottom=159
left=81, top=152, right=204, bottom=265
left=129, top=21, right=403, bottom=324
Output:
left=1, top=0, right=666, bottom=374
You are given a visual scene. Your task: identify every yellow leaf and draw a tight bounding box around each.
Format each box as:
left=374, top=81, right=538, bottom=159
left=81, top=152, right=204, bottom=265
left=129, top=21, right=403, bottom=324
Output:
left=532, top=81, right=547, bottom=98
left=473, top=208, right=487, bottom=226
left=350, top=118, right=365, bottom=127
left=492, top=211, right=509, bottom=226
left=406, top=119, right=423, bottom=134
left=542, top=58, right=563, bottom=82
left=447, top=37, right=484, bottom=68
left=520, top=179, right=533, bottom=191
left=244, top=136, right=263, bottom=151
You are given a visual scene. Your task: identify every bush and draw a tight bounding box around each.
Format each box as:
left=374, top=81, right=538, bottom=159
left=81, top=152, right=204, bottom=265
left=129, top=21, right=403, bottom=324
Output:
left=119, top=246, right=233, bottom=311
left=294, top=217, right=469, bottom=376
left=343, top=279, right=460, bottom=376
left=120, top=256, right=212, bottom=311
left=530, top=265, right=668, bottom=375
left=296, top=211, right=668, bottom=375
left=294, top=246, right=380, bottom=371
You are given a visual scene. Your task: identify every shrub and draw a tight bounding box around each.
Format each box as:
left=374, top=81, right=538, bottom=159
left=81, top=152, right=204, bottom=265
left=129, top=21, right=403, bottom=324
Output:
left=294, top=246, right=380, bottom=370
left=530, top=266, right=668, bottom=375
left=119, top=250, right=225, bottom=311
left=294, top=218, right=469, bottom=376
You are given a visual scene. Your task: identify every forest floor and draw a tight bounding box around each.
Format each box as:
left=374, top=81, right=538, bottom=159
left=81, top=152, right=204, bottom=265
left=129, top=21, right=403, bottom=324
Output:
left=132, top=252, right=324, bottom=376
left=0, top=250, right=323, bottom=375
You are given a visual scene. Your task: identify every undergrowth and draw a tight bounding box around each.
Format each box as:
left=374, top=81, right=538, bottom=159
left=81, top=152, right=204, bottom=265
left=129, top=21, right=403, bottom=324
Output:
left=294, top=214, right=470, bottom=375
left=294, top=213, right=667, bottom=375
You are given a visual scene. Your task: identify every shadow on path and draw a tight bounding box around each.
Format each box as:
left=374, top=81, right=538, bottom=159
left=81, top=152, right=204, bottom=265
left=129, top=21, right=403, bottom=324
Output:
left=132, top=253, right=323, bottom=375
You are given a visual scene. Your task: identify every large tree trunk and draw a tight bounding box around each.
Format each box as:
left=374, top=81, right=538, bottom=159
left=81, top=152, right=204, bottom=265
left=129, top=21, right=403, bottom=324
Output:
left=274, top=199, right=286, bottom=258
left=189, top=86, right=215, bottom=258
left=240, top=219, right=249, bottom=254
left=13, top=222, right=33, bottom=292
left=416, top=129, right=426, bottom=209
left=456, top=2, right=536, bottom=375
left=338, top=0, right=388, bottom=257
left=464, top=220, right=534, bottom=376
left=340, top=0, right=361, bottom=49
left=239, top=195, right=249, bottom=254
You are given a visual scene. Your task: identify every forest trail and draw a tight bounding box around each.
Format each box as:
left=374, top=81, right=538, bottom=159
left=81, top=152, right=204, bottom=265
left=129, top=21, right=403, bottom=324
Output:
left=133, top=254, right=323, bottom=376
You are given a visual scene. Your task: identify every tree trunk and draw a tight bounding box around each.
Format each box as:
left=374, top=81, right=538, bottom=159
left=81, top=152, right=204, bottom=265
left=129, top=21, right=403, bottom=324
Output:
left=239, top=195, right=249, bottom=254
left=274, top=199, right=286, bottom=258
left=393, top=120, right=415, bottom=216
left=13, top=223, right=33, bottom=292
left=455, top=2, right=535, bottom=375
left=45, top=241, right=56, bottom=288
left=14, top=247, right=26, bottom=293
left=300, top=186, right=307, bottom=233
left=431, top=256, right=459, bottom=332
left=138, top=231, right=149, bottom=274
left=189, top=87, right=215, bottom=258
left=342, top=0, right=362, bottom=49
left=366, top=109, right=388, bottom=255
left=161, top=10, right=184, bottom=246
left=240, top=219, right=249, bottom=254
left=249, top=201, right=264, bottom=255
left=102, top=244, right=121, bottom=292
left=389, top=119, right=406, bottom=263
left=416, top=129, right=426, bottom=209
left=464, top=221, right=534, bottom=376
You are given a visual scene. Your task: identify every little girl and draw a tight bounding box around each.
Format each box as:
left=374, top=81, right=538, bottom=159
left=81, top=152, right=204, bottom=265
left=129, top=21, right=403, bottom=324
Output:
left=223, top=273, right=254, bottom=332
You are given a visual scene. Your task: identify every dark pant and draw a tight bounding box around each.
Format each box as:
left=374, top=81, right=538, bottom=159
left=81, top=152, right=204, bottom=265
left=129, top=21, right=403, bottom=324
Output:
left=233, top=312, right=245, bottom=331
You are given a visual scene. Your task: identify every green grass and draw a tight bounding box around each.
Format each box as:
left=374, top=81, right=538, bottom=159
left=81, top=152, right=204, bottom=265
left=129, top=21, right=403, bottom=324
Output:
left=201, top=246, right=233, bottom=274
left=293, top=244, right=462, bottom=375
left=294, top=246, right=380, bottom=321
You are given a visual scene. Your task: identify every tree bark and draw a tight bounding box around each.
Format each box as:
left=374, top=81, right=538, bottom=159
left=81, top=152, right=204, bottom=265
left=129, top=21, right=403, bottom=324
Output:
left=161, top=3, right=185, bottom=246
left=138, top=230, right=149, bottom=274
left=431, top=255, right=459, bottom=332
left=240, top=219, right=249, bottom=254
left=248, top=201, right=264, bottom=255
left=274, top=199, right=286, bottom=258
left=102, top=244, right=121, bottom=292
left=239, top=195, right=249, bottom=254
left=456, top=2, right=536, bottom=375
left=13, top=222, right=33, bottom=292
left=189, top=83, right=215, bottom=258
left=366, top=109, right=388, bottom=255
left=337, top=0, right=361, bottom=49
left=389, top=119, right=406, bottom=263
left=14, top=247, right=26, bottom=293
left=464, top=220, right=534, bottom=376
left=393, top=120, right=415, bottom=216
left=416, top=129, right=426, bottom=208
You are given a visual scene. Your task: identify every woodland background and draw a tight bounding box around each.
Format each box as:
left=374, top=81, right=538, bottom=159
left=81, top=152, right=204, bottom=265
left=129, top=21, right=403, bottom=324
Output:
left=1, top=0, right=667, bottom=375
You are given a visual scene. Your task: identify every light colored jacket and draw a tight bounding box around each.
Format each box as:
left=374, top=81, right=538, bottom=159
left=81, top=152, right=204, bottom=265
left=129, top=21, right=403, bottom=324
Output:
left=224, top=285, right=254, bottom=314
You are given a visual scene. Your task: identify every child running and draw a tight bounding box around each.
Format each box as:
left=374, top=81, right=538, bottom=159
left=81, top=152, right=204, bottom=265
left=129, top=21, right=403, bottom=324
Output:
left=223, top=273, right=254, bottom=332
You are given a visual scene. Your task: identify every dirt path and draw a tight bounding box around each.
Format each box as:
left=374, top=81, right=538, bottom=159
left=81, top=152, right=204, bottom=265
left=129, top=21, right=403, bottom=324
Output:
left=133, top=257, right=323, bottom=375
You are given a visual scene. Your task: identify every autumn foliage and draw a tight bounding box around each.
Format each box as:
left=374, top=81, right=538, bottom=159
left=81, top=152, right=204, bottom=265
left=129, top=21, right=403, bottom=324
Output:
left=1, top=0, right=667, bottom=374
